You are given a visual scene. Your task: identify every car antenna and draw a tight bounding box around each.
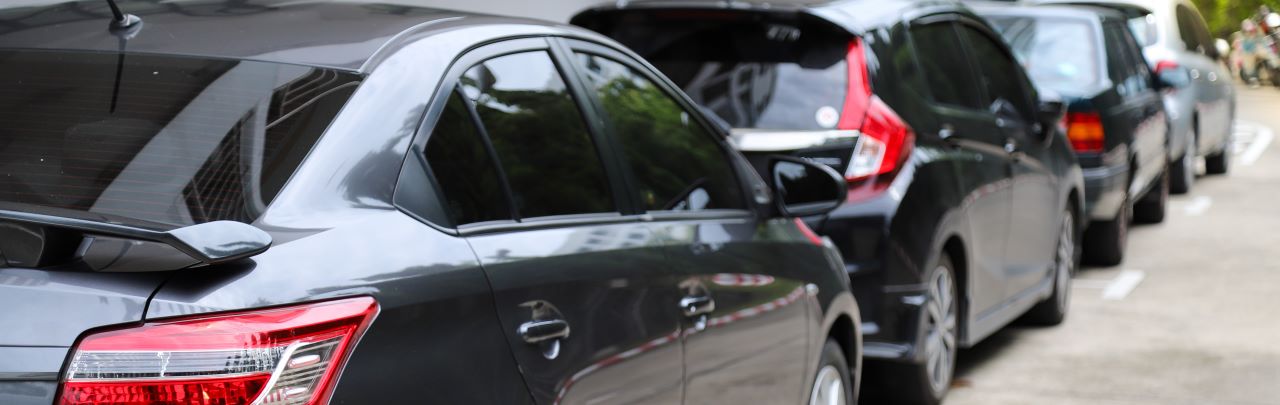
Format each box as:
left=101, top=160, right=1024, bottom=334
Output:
left=103, top=0, right=143, bottom=113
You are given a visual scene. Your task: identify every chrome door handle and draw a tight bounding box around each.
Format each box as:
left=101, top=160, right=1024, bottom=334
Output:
left=939, top=125, right=956, bottom=140
left=680, top=295, right=716, bottom=317
left=1004, top=139, right=1018, bottom=154
left=518, top=319, right=570, bottom=344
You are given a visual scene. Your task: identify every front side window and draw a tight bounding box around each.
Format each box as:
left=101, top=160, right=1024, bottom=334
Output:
left=573, top=53, right=745, bottom=212
left=0, top=50, right=360, bottom=226
left=459, top=51, right=615, bottom=218
left=959, top=25, right=1035, bottom=119
left=910, top=22, right=984, bottom=109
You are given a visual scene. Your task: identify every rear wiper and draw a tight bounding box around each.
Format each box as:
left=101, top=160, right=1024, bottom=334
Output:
left=0, top=208, right=271, bottom=268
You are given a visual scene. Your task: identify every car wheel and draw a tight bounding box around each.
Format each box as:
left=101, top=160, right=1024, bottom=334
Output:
left=1206, top=142, right=1230, bottom=175
left=875, top=256, right=958, bottom=405
left=1083, top=190, right=1129, bottom=266
left=809, top=339, right=855, bottom=405
left=1133, top=167, right=1168, bottom=224
left=1023, top=210, right=1076, bottom=325
left=1169, top=132, right=1196, bottom=194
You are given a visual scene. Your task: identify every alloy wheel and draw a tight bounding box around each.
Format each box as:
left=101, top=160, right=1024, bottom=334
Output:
left=924, top=265, right=958, bottom=395
left=809, top=365, right=847, bottom=405
left=1056, top=212, right=1075, bottom=310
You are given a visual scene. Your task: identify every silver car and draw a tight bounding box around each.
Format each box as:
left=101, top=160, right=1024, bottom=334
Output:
left=1037, top=0, right=1236, bottom=193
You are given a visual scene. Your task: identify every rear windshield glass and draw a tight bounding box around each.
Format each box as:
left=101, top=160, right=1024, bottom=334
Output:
left=601, top=18, right=848, bottom=131
left=989, top=16, right=1102, bottom=94
left=0, top=50, right=360, bottom=226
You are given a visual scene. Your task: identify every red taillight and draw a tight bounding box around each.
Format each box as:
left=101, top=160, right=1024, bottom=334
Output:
left=60, top=297, right=379, bottom=405
left=839, top=38, right=915, bottom=203
left=1065, top=111, right=1105, bottom=153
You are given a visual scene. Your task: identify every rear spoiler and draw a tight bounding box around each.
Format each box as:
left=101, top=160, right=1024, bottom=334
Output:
left=0, top=208, right=271, bottom=269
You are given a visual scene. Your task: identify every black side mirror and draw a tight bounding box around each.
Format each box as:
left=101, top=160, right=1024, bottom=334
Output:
left=769, top=156, right=846, bottom=217
left=1036, top=90, right=1067, bottom=138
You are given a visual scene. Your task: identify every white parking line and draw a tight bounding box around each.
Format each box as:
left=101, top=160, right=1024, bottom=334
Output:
left=1183, top=196, right=1213, bottom=216
left=1238, top=123, right=1274, bottom=166
left=1101, top=270, right=1146, bottom=300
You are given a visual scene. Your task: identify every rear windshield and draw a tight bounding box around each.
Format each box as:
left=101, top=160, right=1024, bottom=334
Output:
left=989, top=16, right=1102, bottom=94
left=600, top=18, right=848, bottom=131
left=0, top=50, right=360, bottom=226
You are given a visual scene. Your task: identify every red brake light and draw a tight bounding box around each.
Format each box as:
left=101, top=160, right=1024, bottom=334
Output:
left=59, top=297, right=379, bottom=405
left=1066, top=111, right=1105, bottom=153
left=839, top=38, right=916, bottom=203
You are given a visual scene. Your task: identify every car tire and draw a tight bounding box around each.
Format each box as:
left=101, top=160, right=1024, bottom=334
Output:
left=1133, top=168, right=1168, bottom=224
left=809, top=339, right=855, bottom=405
left=872, top=256, right=958, bottom=405
left=1083, top=190, right=1128, bottom=267
left=1023, top=210, right=1076, bottom=326
left=1169, top=133, right=1195, bottom=194
left=1206, top=144, right=1230, bottom=175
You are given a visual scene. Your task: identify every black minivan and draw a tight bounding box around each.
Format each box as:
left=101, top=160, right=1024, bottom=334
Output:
left=575, top=0, right=1084, bottom=403
left=973, top=2, right=1175, bottom=266
left=0, top=1, right=863, bottom=404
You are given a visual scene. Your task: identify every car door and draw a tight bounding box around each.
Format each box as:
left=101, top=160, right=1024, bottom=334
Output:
left=562, top=40, right=816, bottom=405
left=423, top=39, right=685, bottom=405
left=908, top=19, right=1013, bottom=317
left=957, top=21, right=1061, bottom=299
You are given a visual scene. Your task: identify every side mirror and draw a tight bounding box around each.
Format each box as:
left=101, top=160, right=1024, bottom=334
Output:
left=1153, top=61, right=1192, bottom=90
left=1215, top=38, right=1231, bottom=61
left=769, top=156, right=846, bottom=217
left=1036, top=90, right=1066, bottom=139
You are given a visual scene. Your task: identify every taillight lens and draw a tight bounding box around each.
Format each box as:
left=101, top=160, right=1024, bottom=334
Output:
left=839, top=38, right=915, bottom=202
left=60, top=297, right=379, bottom=405
left=1065, top=111, right=1105, bottom=153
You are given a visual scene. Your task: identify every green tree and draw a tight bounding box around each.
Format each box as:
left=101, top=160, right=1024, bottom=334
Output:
left=1196, top=0, right=1280, bottom=37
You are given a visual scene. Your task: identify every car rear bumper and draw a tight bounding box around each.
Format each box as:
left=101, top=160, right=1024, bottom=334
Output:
left=1083, top=164, right=1129, bottom=221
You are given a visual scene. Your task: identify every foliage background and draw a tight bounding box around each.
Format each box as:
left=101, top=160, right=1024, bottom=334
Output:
left=1196, top=0, right=1280, bottom=36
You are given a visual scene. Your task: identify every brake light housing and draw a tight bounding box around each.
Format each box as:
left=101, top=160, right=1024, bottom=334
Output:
left=59, top=297, right=379, bottom=405
left=839, top=38, right=915, bottom=203
left=1065, top=111, right=1105, bottom=153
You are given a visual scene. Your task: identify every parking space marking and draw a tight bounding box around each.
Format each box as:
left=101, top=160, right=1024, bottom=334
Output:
left=1238, top=122, right=1274, bottom=166
left=1183, top=196, right=1213, bottom=216
left=1101, top=270, right=1146, bottom=300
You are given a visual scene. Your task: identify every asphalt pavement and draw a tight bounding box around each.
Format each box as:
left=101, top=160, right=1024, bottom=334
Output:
left=942, top=86, right=1280, bottom=405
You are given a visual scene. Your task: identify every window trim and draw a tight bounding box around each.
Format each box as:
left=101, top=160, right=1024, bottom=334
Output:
left=556, top=37, right=756, bottom=220
left=394, top=36, right=631, bottom=233
left=953, top=16, right=1040, bottom=120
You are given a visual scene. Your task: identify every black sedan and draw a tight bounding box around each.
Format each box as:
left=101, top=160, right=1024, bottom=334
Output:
left=974, top=2, right=1175, bottom=266
left=0, top=1, right=863, bottom=404
left=574, top=0, right=1084, bottom=403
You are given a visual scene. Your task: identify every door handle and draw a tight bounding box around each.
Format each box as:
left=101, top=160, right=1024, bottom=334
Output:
left=680, top=295, right=716, bottom=317
left=518, top=319, right=570, bottom=344
left=1004, top=138, right=1018, bottom=154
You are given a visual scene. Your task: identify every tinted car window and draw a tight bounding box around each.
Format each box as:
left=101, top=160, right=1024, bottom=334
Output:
left=0, top=50, right=360, bottom=226
left=910, top=22, right=984, bottom=109
left=460, top=51, right=615, bottom=218
left=990, top=16, right=1102, bottom=95
left=1176, top=5, right=1201, bottom=52
left=595, top=18, right=848, bottom=131
left=573, top=53, right=746, bottom=212
left=424, top=90, right=512, bottom=226
left=1103, top=22, right=1135, bottom=83
left=959, top=24, right=1035, bottom=119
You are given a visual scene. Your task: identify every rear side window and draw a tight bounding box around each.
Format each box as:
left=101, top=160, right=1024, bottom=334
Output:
left=909, top=22, right=984, bottom=109
left=572, top=53, right=746, bottom=212
left=0, top=50, right=359, bottom=226
left=423, top=91, right=512, bottom=226
left=459, top=51, right=615, bottom=218
left=958, top=24, right=1035, bottom=119
left=989, top=16, right=1102, bottom=95
left=595, top=17, right=849, bottom=131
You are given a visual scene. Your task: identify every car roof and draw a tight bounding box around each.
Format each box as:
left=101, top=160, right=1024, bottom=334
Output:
left=967, top=1, right=1125, bottom=20
left=575, top=0, right=963, bottom=34
left=1029, top=0, right=1161, bottom=15
left=0, top=0, right=573, bottom=72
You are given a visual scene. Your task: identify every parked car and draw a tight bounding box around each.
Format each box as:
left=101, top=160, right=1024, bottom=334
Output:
left=1035, top=0, right=1237, bottom=193
left=573, top=1, right=1084, bottom=403
left=0, top=1, right=864, bottom=404
left=974, top=2, right=1173, bottom=266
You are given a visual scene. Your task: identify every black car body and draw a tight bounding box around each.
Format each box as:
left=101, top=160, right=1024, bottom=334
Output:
left=574, top=0, right=1084, bottom=403
left=0, top=2, right=863, bottom=404
left=972, top=2, right=1173, bottom=266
